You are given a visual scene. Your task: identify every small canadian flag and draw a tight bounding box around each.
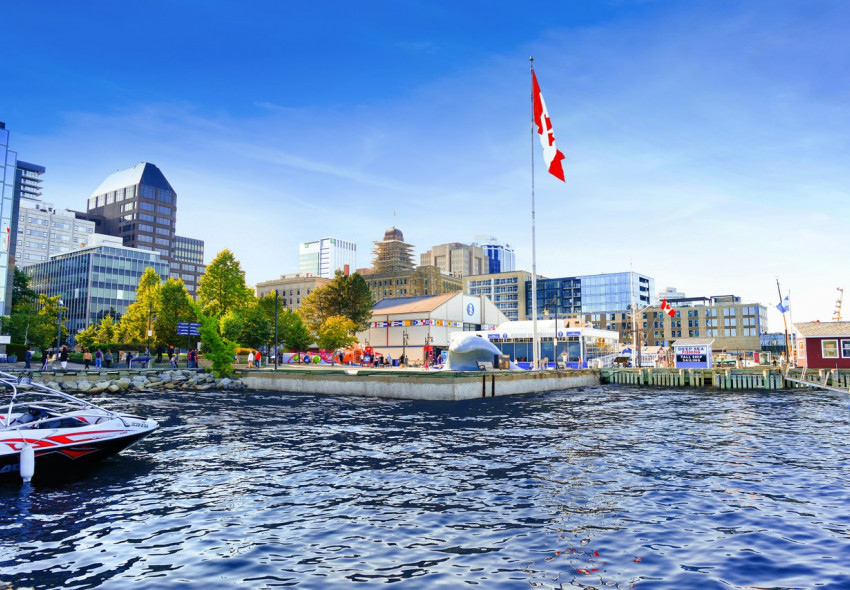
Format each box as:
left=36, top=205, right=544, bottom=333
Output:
left=660, top=299, right=676, bottom=317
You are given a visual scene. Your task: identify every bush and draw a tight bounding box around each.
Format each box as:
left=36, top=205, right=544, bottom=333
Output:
left=6, top=343, right=28, bottom=358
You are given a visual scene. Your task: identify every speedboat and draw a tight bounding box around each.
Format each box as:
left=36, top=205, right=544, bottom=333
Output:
left=0, top=371, right=158, bottom=483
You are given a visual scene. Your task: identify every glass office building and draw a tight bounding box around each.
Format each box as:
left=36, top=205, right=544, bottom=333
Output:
left=525, top=271, right=654, bottom=319
left=173, top=235, right=205, bottom=297
left=0, top=122, right=18, bottom=316
left=26, top=242, right=169, bottom=339
left=472, top=235, right=515, bottom=274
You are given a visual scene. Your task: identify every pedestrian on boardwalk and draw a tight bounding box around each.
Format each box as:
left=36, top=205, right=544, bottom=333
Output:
left=95, top=348, right=103, bottom=369
left=83, top=348, right=92, bottom=370
left=24, top=346, right=32, bottom=369
left=126, top=350, right=133, bottom=368
left=105, top=349, right=113, bottom=368
left=247, top=350, right=255, bottom=369
left=41, top=347, right=49, bottom=370
left=255, top=350, right=262, bottom=368
left=59, top=345, right=69, bottom=370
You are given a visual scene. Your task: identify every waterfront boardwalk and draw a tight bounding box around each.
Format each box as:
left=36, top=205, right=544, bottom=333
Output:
left=239, top=365, right=598, bottom=401
left=602, top=367, right=850, bottom=393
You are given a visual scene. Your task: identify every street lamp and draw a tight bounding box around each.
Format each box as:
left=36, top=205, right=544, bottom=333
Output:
left=402, top=328, right=408, bottom=366
left=56, top=299, right=64, bottom=352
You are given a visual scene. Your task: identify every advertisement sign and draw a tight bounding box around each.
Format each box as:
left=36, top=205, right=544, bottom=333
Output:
left=673, top=344, right=712, bottom=368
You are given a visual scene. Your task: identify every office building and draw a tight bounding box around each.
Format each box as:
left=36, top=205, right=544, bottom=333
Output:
left=465, top=270, right=533, bottom=321
left=25, top=235, right=169, bottom=339
left=15, top=201, right=96, bottom=266
left=298, top=237, right=356, bottom=279
left=172, top=235, right=205, bottom=297
left=0, top=122, right=18, bottom=316
left=81, top=162, right=205, bottom=297
left=255, top=273, right=332, bottom=311
left=420, top=242, right=487, bottom=278
left=472, top=235, right=515, bottom=274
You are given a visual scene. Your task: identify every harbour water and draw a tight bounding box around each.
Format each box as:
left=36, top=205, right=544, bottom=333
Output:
left=2, top=386, right=850, bottom=589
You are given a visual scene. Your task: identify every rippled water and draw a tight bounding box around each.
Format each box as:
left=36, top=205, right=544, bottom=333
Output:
left=2, top=385, right=850, bottom=589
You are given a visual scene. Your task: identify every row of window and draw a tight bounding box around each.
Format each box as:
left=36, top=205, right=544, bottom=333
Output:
left=821, top=339, right=850, bottom=359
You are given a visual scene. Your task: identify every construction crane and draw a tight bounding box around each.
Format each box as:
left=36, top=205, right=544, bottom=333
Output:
left=835, top=288, right=844, bottom=322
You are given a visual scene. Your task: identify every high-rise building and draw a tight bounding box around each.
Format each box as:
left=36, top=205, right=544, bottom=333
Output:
left=472, top=235, right=515, bottom=274
left=80, top=162, right=205, bottom=297
left=371, top=227, right=414, bottom=274
left=420, top=242, right=486, bottom=278
left=25, top=235, right=169, bottom=339
left=15, top=202, right=95, bottom=266
left=0, top=122, right=18, bottom=316
left=298, top=237, right=356, bottom=279
left=464, top=270, right=533, bottom=321
left=172, top=235, right=205, bottom=296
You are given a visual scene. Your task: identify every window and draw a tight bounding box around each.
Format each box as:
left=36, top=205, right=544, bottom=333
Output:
left=842, top=340, right=850, bottom=358
left=156, top=205, right=172, bottom=215
left=822, top=340, right=839, bottom=359
left=139, top=201, right=155, bottom=211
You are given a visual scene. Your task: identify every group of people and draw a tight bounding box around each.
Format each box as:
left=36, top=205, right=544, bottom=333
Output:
left=246, top=350, right=262, bottom=368
left=20, top=344, right=199, bottom=370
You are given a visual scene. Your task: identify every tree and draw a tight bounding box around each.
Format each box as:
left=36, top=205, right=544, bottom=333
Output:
left=6, top=269, right=40, bottom=345
left=316, top=315, right=358, bottom=353
left=29, top=295, right=66, bottom=348
left=155, top=278, right=197, bottom=347
left=116, top=268, right=162, bottom=343
left=76, top=323, right=98, bottom=350
left=191, top=299, right=236, bottom=378
left=279, top=310, right=313, bottom=352
left=197, top=249, right=253, bottom=317
left=300, top=271, right=374, bottom=333
left=95, top=315, right=118, bottom=345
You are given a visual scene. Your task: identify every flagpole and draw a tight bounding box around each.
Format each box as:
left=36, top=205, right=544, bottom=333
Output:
left=530, top=56, right=540, bottom=370
left=776, top=278, right=789, bottom=364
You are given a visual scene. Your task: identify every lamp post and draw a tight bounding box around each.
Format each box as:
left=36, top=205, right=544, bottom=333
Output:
left=56, top=299, right=64, bottom=352
left=147, top=301, right=153, bottom=355
left=274, top=289, right=279, bottom=370
left=402, top=328, right=408, bottom=366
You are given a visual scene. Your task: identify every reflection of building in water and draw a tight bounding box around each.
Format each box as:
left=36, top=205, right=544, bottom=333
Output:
left=464, top=320, right=619, bottom=369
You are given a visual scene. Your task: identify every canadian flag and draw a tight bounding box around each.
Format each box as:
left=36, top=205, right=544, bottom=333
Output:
left=660, top=299, right=676, bottom=317
left=532, top=70, right=566, bottom=182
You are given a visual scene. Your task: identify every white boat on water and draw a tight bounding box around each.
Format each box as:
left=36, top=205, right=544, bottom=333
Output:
left=0, top=371, right=158, bottom=483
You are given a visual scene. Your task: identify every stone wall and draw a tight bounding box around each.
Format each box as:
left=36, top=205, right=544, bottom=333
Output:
left=21, top=369, right=246, bottom=394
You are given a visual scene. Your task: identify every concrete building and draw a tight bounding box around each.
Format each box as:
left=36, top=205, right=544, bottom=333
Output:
left=465, top=270, right=533, bottom=321
left=364, top=227, right=462, bottom=303
left=79, top=163, right=205, bottom=297
left=420, top=242, right=486, bottom=278
left=255, top=273, right=332, bottom=311
left=25, top=235, right=169, bottom=340
left=603, top=295, right=767, bottom=355
left=298, top=237, right=356, bottom=279
left=472, top=235, right=515, bottom=274
left=358, top=291, right=508, bottom=363
left=15, top=201, right=96, bottom=266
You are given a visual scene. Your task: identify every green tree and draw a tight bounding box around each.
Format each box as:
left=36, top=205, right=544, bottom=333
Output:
left=279, top=310, right=313, bottom=352
left=191, top=300, right=236, bottom=378
left=30, top=295, right=66, bottom=348
left=95, top=315, right=118, bottom=345
left=154, top=278, right=197, bottom=347
left=316, top=315, right=357, bottom=353
left=219, top=309, right=244, bottom=343
left=6, top=269, right=40, bottom=345
left=300, top=271, right=374, bottom=333
left=76, top=323, right=98, bottom=350
left=117, top=267, right=161, bottom=343
left=197, top=249, right=253, bottom=316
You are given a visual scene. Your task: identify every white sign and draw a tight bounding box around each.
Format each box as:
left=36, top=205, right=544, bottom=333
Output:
left=0, top=335, right=9, bottom=344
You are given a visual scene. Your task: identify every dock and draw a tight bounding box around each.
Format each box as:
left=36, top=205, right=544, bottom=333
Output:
left=239, top=366, right=598, bottom=401
left=601, top=367, right=850, bottom=393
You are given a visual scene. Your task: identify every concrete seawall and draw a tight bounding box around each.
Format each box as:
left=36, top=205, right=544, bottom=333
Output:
left=240, top=368, right=600, bottom=401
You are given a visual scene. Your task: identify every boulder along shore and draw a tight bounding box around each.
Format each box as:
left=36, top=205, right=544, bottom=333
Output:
left=17, top=369, right=247, bottom=394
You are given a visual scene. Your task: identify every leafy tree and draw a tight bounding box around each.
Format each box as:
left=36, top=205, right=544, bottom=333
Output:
left=300, top=271, right=374, bottom=333
left=191, top=299, right=236, bottom=378
left=6, top=270, right=40, bottom=345
left=116, top=268, right=161, bottom=343
left=154, top=278, right=197, bottom=347
left=95, top=315, right=118, bottom=345
left=76, top=323, right=98, bottom=350
left=30, top=295, right=66, bottom=348
left=239, top=304, right=272, bottom=350
left=197, top=249, right=253, bottom=316
left=11, top=268, right=36, bottom=309
left=219, top=309, right=244, bottom=343
left=279, top=310, right=313, bottom=352
left=316, top=315, right=357, bottom=353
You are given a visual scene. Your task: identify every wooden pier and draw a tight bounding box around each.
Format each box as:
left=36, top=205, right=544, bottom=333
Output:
left=601, top=367, right=850, bottom=393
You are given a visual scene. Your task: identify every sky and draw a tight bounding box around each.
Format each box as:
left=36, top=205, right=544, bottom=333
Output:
left=1, top=0, right=848, bottom=331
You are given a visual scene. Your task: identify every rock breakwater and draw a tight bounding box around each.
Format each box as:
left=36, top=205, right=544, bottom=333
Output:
left=18, top=369, right=247, bottom=394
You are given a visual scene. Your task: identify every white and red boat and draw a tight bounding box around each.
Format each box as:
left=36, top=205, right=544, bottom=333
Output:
left=0, top=371, right=158, bottom=483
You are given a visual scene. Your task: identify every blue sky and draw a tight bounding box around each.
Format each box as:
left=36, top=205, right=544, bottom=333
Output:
left=2, top=0, right=848, bottom=330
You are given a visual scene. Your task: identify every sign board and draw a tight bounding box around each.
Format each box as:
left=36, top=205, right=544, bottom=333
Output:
left=673, top=343, right=713, bottom=368
left=0, top=335, right=10, bottom=344
left=177, top=322, right=201, bottom=336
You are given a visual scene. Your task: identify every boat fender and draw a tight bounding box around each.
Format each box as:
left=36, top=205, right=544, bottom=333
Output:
left=20, top=444, right=35, bottom=483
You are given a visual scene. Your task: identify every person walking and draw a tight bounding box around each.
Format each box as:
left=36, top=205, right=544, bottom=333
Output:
left=83, top=348, right=92, bottom=370
left=40, top=347, right=49, bottom=370
left=126, top=350, right=133, bottom=368
left=95, top=348, right=103, bottom=369
left=247, top=350, right=255, bottom=369
left=24, top=346, right=32, bottom=369
left=105, top=349, right=113, bottom=368
left=255, top=350, right=262, bottom=368
left=59, top=345, right=69, bottom=370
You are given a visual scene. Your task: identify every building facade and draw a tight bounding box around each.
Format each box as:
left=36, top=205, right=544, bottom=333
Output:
left=420, top=242, right=486, bottom=278
left=365, top=227, right=462, bottom=303
left=25, top=237, right=169, bottom=338
left=254, top=273, right=332, bottom=311
left=15, top=201, right=95, bottom=266
left=172, top=235, right=205, bottom=297
left=464, top=270, right=533, bottom=321
left=82, top=162, right=205, bottom=297
left=595, top=295, right=767, bottom=354
left=0, top=122, right=18, bottom=316
left=472, top=235, right=515, bottom=274
left=794, top=322, right=850, bottom=369
left=298, top=237, right=356, bottom=279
